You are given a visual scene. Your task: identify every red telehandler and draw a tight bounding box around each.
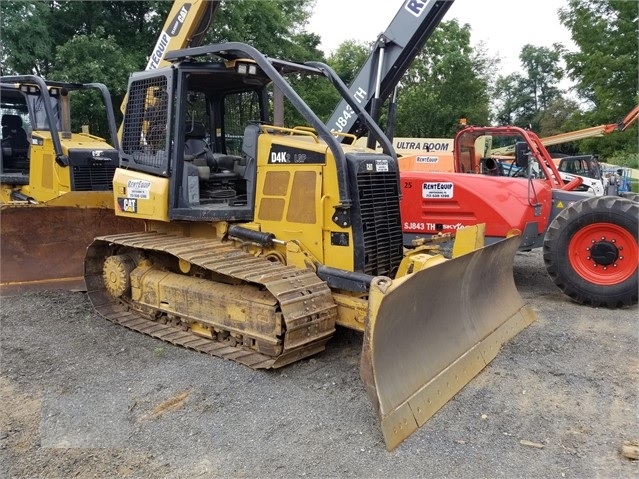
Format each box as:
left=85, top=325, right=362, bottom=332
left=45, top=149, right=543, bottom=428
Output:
left=323, top=0, right=637, bottom=308
left=400, top=125, right=638, bottom=308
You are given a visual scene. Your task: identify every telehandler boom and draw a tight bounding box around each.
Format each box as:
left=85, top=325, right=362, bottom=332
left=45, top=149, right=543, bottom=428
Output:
left=145, top=0, right=220, bottom=71
left=327, top=0, right=454, bottom=141
left=492, top=104, right=639, bottom=153
left=84, top=42, right=535, bottom=450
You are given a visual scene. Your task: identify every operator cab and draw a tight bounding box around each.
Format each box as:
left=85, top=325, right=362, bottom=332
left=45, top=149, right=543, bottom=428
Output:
left=120, top=58, right=271, bottom=221
left=117, top=42, right=397, bottom=225
left=120, top=43, right=352, bottom=223
left=556, top=155, right=602, bottom=180
left=456, top=129, right=548, bottom=180
left=1, top=77, right=121, bottom=196
left=0, top=85, right=32, bottom=182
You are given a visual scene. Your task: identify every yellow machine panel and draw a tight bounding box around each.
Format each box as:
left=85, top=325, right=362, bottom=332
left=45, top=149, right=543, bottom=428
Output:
left=112, top=169, right=170, bottom=221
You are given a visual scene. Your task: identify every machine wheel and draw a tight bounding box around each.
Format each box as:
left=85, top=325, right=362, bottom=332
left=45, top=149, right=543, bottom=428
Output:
left=543, top=196, right=638, bottom=308
left=621, top=191, right=639, bottom=203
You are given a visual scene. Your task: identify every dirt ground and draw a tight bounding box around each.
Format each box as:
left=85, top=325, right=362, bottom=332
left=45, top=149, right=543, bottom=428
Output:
left=1, top=247, right=637, bottom=479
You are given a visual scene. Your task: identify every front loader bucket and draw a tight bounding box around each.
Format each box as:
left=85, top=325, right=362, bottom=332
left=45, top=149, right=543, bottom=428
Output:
left=0, top=205, right=143, bottom=295
left=361, top=234, right=536, bottom=450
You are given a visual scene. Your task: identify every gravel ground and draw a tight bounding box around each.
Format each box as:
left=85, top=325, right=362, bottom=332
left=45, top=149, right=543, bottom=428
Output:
left=1, top=247, right=637, bottom=478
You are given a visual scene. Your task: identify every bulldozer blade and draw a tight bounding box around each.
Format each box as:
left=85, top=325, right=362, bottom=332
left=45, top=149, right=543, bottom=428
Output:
left=0, top=205, right=143, bottom=295
left=360, top=234, right=536, bottom=451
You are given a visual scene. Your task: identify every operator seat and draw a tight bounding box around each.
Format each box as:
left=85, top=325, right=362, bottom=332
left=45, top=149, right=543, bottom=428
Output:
left=184, top=121, right=212, bottom=181
left=2, top=114, right=29, bottom=150
left=1, top=114, right=30, bottom=170
left=184, top=121, right=210, bottom=159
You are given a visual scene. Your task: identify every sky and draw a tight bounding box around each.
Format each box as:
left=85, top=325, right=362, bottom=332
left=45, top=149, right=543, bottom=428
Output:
left=307, top=0, right=576, bottom=78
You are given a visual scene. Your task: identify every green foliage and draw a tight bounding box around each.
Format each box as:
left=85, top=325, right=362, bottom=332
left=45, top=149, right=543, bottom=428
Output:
left=578, top=127, right=638, bottom=164
left=207, top=0, right=322, bottom=61
left=0, top=0, right=320, bottom=133
left=0, top=1, right=57, bottom=76
left=494, top=45, right=565, bottom=130
left=284, top=76, right=340, bottom=126
left=558, top=0, right=638, bottom=159
left=559, top=0, right=638, bottom=113
left=0, top=1, right=166, bottom=77
left=0, top=0, right=172, bottom=132
left=493, top=74, right=522, bottom=125
left=393, top=20, right=492, bottom=137
left=49, top=29, right=139, bottom=136
left=537, top=97, right=581, bottom=137
left=519, top=44, right=565, bottom=110
left=1, top=0, right=635, bottom=161
left=328, top=40, right=370, bottom=85
left=606, top=151, right=638, bottom=170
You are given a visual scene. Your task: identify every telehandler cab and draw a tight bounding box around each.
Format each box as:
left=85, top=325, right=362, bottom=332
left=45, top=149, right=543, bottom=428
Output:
left=83, top=42, right=536, bottom=450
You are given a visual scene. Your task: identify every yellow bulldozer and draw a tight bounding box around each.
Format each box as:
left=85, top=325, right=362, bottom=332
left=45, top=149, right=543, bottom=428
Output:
left=0, top=75, right=143, bottom=294
left=83, top=42, right=536, bottom=450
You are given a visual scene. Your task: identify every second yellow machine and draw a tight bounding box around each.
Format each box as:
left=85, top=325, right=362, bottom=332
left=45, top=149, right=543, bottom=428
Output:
left=84, top=42, right=536, bottom=450
left=0, top=76, right=143, bottom=293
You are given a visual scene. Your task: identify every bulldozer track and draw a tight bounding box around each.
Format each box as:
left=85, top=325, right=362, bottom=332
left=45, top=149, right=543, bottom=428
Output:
left=85, top=231, right=338, bottom=369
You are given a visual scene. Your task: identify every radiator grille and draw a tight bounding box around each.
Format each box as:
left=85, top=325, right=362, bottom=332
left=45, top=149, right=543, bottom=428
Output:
left=356, top=169, right=404, bottom=277
left=72, top=165, right=116, bottom=191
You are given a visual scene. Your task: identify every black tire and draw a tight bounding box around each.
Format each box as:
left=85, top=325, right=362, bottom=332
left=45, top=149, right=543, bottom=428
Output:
left=621, top=191, right=639, bottom=203
left=543, top=196, right=638, bottom=308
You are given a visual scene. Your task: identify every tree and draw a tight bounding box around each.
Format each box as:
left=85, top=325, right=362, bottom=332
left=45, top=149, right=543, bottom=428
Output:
left=537, top=96, right=581, bottom=138
left=494, top=45, right=565, bottom=130
left=0, top=0, right=321, bottom=83
left=494, top=73, right=526, bottom=125
left=49, top=28, right=140, bottom=137
left=0, top=1, right=58, bottom=76
left=328, top=40, right=370, bottom=85
left=559, top=0, right=638, bottom=163
left=560, top=0, right=638, bottom=111
left=0, top=0, right=322, bottom=131
left=202, top=0, right=325, bottom=127
left=393, top=19, right=493, bottom=138
left=537, top=96, right=583, bottom=156
left=0, top=1, right=170, bottom=83
left=0, top=1, right=167, bottom=78
left=207, top=0, right=321, bottom=61
left=519, top=44, right=565, bottom=111
left=286, top=40, right=370, bottom=126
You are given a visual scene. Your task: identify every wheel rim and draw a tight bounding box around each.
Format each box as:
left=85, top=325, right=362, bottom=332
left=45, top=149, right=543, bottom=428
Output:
left=568, top=222, right=638, bottom=285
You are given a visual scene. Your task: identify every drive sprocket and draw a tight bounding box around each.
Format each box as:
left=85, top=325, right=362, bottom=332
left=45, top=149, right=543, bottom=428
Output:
left=102, top=254, right=135, bottom=298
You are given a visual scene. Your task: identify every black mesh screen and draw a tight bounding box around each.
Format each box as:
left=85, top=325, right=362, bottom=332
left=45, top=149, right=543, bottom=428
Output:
left=121, top=76, right=169, bottom=169
left=347, top=154, right=404, bottom=277
left=72, top=165, right=116, bottom=191
left=357, top=169, right=404, bottom=277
